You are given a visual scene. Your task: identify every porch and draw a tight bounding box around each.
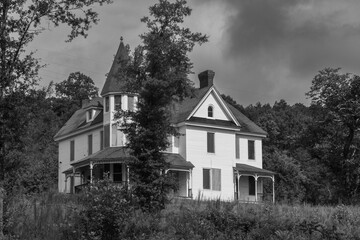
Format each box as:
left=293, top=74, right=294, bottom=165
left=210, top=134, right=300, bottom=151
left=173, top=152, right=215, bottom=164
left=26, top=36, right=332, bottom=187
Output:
left=234, top=164, right=275, bottom=203
left=63, top=147, right=194, bottom=198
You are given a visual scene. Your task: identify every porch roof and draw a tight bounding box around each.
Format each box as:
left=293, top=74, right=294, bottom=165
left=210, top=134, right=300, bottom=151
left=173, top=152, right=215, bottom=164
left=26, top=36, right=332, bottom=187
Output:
left=70, top=147, right=194, bottom=170
left=234, top=163, right=275, bottom=177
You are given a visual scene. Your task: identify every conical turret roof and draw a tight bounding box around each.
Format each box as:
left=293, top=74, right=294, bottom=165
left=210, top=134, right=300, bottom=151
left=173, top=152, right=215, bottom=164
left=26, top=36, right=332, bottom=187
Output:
left=101, top=37, right=129, bottom=96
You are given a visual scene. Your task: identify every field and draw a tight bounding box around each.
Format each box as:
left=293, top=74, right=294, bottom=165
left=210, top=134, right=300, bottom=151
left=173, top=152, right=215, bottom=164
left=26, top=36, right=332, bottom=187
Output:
left=3, top=191, right=360, bottom=240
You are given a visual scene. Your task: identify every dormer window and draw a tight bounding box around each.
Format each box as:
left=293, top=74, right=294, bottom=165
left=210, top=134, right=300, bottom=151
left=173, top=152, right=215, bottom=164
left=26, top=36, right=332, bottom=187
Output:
left=208, top=105, right=214, bottom=118
left=87, top=109, right=94, bottom=122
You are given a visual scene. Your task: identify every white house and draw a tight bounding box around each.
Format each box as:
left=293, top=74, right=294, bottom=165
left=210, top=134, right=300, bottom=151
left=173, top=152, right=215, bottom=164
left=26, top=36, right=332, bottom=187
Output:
left=54, top=39, right=275, bottom=202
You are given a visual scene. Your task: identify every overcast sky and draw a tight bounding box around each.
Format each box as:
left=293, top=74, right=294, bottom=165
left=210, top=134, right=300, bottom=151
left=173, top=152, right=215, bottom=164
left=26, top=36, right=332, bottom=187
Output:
left=29, top=0, right=360, bottom=106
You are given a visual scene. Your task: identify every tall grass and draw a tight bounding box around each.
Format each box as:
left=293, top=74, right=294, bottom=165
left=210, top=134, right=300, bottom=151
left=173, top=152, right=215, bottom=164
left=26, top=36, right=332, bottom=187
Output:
left=4, top=191, right=360, bottom=239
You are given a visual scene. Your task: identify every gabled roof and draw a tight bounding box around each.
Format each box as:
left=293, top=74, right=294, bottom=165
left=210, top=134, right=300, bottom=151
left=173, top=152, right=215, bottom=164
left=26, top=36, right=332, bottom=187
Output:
left=170, top=86, right=267, bottom=136
left=100, top=38, right=129, bottom=96
left=54, top=97, right=103, bottom=140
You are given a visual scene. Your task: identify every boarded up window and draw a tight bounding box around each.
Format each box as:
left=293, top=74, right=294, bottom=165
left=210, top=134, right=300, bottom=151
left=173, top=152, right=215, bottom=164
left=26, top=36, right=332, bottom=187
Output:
left=113, top=164, right=122, bottom=182
left=212, top=168, right=221, bottom=191
left=235, top=136, right=240, bottom=159
left=248, top=140, right=255, bottom=160
left=70, top=140, right=75, bottom=161
left=104, top=125, right=110, bottom=148
left=248, top=176, right=255, bottom=195
left=88, top=134, right=92, bottom=155
left=203, top=169, right=210, bottom=189
left=203, top=168, right=221, bottom=191
left=128, top=96, right=134, bottom=111
left=100, top=131, right=104, bottom=150
left=207, top=132, right=215, bottom=153
left=115, top=95, right=122, bottom=110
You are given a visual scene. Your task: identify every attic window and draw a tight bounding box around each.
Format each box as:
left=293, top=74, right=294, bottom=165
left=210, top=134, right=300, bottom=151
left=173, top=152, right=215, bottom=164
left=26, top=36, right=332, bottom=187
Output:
left=87, top=110, right=94, bottom=122
left=208, top=106, right=213, bottom=118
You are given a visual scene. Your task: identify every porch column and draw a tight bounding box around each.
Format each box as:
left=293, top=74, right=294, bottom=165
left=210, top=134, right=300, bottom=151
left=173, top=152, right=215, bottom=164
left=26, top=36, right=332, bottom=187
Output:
left=64, top=176, right=67, bottom=193
left=90, top=161, right=93, bottom=184
left=189, top=169, right=193, bottom=198
left=237, top=172, right=241, bottom=201
left=126, top=166, right=130, bottom=190
left=272, top=176, right=275, bottom=204
left=255, top=175, right=258, bottom=202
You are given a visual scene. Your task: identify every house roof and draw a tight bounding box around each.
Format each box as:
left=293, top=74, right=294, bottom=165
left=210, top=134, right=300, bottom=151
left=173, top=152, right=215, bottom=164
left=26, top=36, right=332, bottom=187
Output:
left=69, top=146, right=194, bottom=170
left=54, top=97, right=103, bottom=140
left=235, top=163, right=275, bottom=177
left=100, top=38, right=129, bottom=96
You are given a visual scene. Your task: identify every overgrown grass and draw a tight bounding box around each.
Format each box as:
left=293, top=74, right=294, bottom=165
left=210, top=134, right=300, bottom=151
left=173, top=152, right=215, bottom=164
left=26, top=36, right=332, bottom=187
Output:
left=4, top=191, right=360, bottom=239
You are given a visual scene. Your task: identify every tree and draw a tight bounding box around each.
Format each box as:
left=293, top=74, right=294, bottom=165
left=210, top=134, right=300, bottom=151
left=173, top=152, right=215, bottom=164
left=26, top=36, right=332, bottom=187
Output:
left=55, top=71, right=99, bottom=107
left=306, top=68, right=360, bottom=203
left=53, top=72, right=99, bottom=123
left=0, top=0, right=111, bottom=235
left=118, top=0, right=208, bottom=211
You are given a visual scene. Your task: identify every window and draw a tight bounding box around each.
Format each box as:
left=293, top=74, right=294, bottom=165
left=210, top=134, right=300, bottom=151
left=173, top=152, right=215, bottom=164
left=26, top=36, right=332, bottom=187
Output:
left=87, top=110, right=93, bottom=121
left=105, top=97, right=109, bottom=112
left=113, top=164, right=123, bottom=182
left=248, top=176, right=255, bottom=195
left=70, top=140, right=75, bottom=161
left=207, top=132, right=215, bottom=153
left=100, top=131, right=104, bottom=150
left=115, top=95, right=122, bottom=110
left=104, top=125, right=110, bottom=148
left=88, top=134, right=92, bottom=155
left=208, top=105, right=213, bottom=117
left=248, top=140, right=255, bottom=160
left=128, top=96, right=134, bottom=111
left=203, top=168, right=221, bottom=191
left=235, top=136, right=240, bottom=159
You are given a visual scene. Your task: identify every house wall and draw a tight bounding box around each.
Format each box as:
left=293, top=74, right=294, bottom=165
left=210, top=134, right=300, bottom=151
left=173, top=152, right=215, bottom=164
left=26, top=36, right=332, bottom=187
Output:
left=183, top=125, right=263, bottom=201
left=193, top=92, right=230, bottom=121
left=58, top=127, right=103, bottom=193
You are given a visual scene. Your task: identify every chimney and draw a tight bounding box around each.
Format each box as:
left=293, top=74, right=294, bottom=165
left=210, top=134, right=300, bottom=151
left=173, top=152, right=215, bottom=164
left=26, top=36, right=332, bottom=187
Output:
left=198, top=70, right=215, bottom=88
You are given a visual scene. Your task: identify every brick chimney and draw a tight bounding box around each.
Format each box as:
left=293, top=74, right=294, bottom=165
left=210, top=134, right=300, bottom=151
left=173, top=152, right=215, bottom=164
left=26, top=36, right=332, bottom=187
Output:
left=198, top=70, right=215, bottom=88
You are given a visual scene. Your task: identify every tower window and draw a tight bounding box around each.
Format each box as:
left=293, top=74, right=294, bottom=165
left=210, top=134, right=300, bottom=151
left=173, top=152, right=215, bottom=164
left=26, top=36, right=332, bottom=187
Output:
left=105, top=97, right=109, bottom=112
left=208, top=106, right=213, bottom=118
left=115, top=95, right=122, bottom=110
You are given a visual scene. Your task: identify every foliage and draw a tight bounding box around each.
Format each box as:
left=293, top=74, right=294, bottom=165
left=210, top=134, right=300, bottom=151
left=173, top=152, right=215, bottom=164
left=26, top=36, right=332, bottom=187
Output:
left=5, top=194, right=360, bottom=240
left=117, top=0, right=208, bottom=211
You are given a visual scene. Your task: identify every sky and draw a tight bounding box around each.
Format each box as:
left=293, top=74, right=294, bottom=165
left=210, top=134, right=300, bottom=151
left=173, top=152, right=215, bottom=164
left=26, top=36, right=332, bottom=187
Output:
left=29, top=0, right=360, bottom=106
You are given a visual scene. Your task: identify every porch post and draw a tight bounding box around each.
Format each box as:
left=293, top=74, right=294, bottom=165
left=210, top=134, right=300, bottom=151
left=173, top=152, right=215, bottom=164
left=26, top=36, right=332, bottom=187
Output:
left=189, top=169, right=193, bottom=198
left=272, top=176, right=275, bottom=204
left=64, top=176, right=67, bottom=193
left=237, top=172, right=240, bottom=201
left=126, top=166, right=130, bottom=188
left=71, top=167, right=75, bottom=194
left=255, top=175, right=258, bottom=202
left=90, top=161, right=93, bottom=184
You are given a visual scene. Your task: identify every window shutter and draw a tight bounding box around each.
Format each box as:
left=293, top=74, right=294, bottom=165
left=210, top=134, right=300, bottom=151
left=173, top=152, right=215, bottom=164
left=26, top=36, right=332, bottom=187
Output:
left=207, top=132, right=215, bottom=153
left=203, top=169, right=210, bottom=189
left=212, top=169, right=221, bottom=191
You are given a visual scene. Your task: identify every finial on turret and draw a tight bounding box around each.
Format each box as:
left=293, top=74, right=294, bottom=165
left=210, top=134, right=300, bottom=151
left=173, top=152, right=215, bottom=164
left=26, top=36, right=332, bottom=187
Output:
left=120, top=36, right=123, bottom=42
